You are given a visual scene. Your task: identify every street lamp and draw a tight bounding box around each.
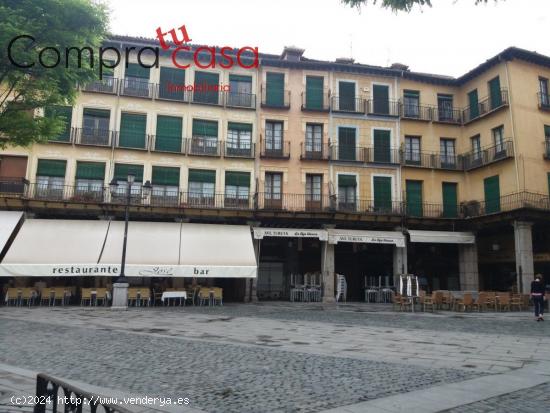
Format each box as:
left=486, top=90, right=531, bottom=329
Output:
left=109, top=173, right=152, bottom=309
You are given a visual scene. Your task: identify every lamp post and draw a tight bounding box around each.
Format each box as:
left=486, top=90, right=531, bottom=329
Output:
left=109, top=173, right=152, bottom=309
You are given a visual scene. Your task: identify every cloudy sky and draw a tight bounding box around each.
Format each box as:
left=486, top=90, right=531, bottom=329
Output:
left=107, top=0, right=550, bottom=77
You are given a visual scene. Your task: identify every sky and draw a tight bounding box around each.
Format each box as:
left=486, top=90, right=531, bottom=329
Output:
left=106, top=0, right=550, bottom=78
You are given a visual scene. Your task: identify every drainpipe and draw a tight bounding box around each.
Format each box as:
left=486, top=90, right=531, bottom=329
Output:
left=328, top=70, right=334, bottom=198
left=504, top=60, right=521, bottom=193
left=395, top=73, right=402, bottom=205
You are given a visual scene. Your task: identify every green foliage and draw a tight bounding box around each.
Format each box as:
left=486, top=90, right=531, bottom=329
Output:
left=0, top=0, right=108, bottom=147
left=342, top=0, right=495, bottom=12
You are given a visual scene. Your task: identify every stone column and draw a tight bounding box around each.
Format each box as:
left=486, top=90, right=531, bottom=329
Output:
left=244, top=238, right=260, bottom=303
left=514, top=221, right=534, bottom=293
left=321, top=241, right=335, bottom=303
left=111, top=282, right=129, bottom=310
left=392, top=245, right=407, bottom=288
left=459, top=243, right=479, bottom=291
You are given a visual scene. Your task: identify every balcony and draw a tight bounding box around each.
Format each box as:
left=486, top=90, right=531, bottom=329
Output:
left=462, top=139, right=514, bottom=171
left=462, top=89, right=509, bottom=124
left=115, top=131, right=149, bottom=151
left=364, top=147, right=401, bottom=164
left=0, top=177, right=28, bottom=196
left=301, top=91, right=330, bottom=112
left=400, top=103, right=432, bottom=121
left=260, top=88, right=291, bottom=109
left=402, top=151, right=463, bottom=170
left=300, top=142, right=329, bottom=161
left=335, top=198, right=403, bottom=215
left=256, top=193, right=332, bottom=212
left=260, top=139, right=290, bottom=159
left=329, top=145, right=400, bottom=164
left=224, top=141, right=255, bottom=159
left=187, top=137, right=221, bottom=157
left=150, top=135, right=186, bottom=154
left=73, top=127, right=113, bottom=147
left=155, top=84, right=189, bottom=102
left=225, top=92, right=256, bottom=109
left=192, top=90, right=223, bottom=106
left=82, top=77, right=118, bottom=94
left=367, top=99, right=400, bottom=117
left=544, top=140, right=550, bottom=160
left=538, top=92, right=550, bottom=111
left=432, top=107, right=462, bottom=124
left=331, top=96, right=365, bottom=114
left=120, top=78, right=154, bottom=99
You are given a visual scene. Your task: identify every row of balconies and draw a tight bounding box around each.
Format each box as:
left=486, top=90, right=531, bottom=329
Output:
left=0, top=181, right=547, bottom=220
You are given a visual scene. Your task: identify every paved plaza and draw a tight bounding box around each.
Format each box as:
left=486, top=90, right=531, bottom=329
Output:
left=0, top=303, right=549, bottom=412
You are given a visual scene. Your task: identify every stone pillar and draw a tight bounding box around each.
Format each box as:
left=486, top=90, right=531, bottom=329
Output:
left=514, top=221, right=534, bottom=293
left=392, top=245, right=407, bottom=287
left=459, top=243, right=479, bottom=291
left=111, top=282, right=129, bottom=310
left=244, top=238, right=260, bottom=303
left=321, top=241, right=335, bottom=303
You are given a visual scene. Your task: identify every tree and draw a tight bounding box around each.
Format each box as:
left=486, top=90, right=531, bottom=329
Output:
left=342, top=0, right=496, bottom=12
left=0, top=0, right=108, bottom=148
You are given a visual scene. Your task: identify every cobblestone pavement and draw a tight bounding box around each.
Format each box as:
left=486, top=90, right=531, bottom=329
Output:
left=1, top=303, right=549, bottom=412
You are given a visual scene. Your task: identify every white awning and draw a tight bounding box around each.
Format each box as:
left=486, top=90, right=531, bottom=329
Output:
left=408, top=230, right=475, bottom=244
left=328, top=229, right=405, bottom=247
left=253, top=227, right=328, bottom=241
left=0, top=211, right=23, bottom=253
left=0, top=219, right=113, bottom=277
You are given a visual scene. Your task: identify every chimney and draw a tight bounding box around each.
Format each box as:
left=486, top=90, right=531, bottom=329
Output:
left=390, top=62, right=409, bottom=71
left=335, top=57, right=355, bottom=64
left=282, top=46, right=305, bottom=61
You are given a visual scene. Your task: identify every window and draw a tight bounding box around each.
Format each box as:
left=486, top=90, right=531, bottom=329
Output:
left=548, top=172, right=550, bottom=196
left=228, top=75, right=253, bottom=107
left=82, top=108, right=110, bottom=145
left=373, top=129, right=391, bottom=163
left=488, top=76, right=502, bottom=109
left=36, top=159, right=66, bottom=199
left=155, top=115, right=183, bottom=152
left=484, top=175, right=500, bottom=214
left=373, top=176, right=392, bottom=212
left=45, top=106, right=72, bottom=142
left=264, top=172, right=282, bottom=208
left=404, top=136, right=421, bottom=165
left=442, top=182, right=458, bottom=218
left=468, top=89, right=479, bottom=120
left=338, top=174, right=356, bottom=211
left=188, top=169, right=215, bottom=206
left=406, top=180, right=423, bottom=217
left=112, top=163, right=144, bottom=202
left=123, top=63, right=150, bottom=97
left=372, top=84, right=390, bottom=114
left=492, top=126, right=505, bottom=157
left=265, top=72, right=285, bottom=107
left=265, top=121, right=283, bottom=154
left=338, top=127, right=356, bottom=161
left=545, top=125, right=550, bottom=157
left=440, top=138, right=456, bottom=168
left=75, top=162, right=105, bottom=201
left=225, top=171, right=250, bottom=207
left=193, top=71, right=220, bottom=104
left=0, top=156, right=27, bottom=195
left=158, top=67, right=185, bottom=101
left=470, top=135, right=482, bottom=166
left=305, top=124, right=323, bottom=157
left=119, top=113, right=147, bottom=149
left=191, top=119, right=218, bottom=155
left=151, top=166, right=180, bottom=205
left=305, top=76, right=324, bottom=110
left=403, top=90, right=420, bottom=118
left=540, top=77, right=549, bottom=107
left=227, top=122, right=252, bottom=157
left=338, top=81, right=356, bottom=111
left=437, top=94, right=454, bottom=121
left=306, top=174, right=322, bottom=210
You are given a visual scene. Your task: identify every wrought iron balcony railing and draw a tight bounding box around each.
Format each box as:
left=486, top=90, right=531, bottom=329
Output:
left=0, top=177, right=28, bottom=196
left=545, top=140, right=550, bottom=160
left=301, top=91, right=330, bottom=111
left=73, top=127, right=113, bottom=147
left=331, top=96, right=365, bottom=113
left=260, top=139, right=290, bottom=159
left=115, top=131, right=149, bottom=150
left=462, top=89, right=509, bottom=124
left=187, top=137, right=221, bottom=157
left=537, top=92, right=550, bottom=110
left=224, top=141, right=255, bottom=158
left=192, top=90, right=223, bottom=106
left=300, top=142, right=330, bottom=160
left=329, top=145, right=400, bottom=164
left=120, top=78, right=154, bottom=98
left=225, top=92, right=256, bottom=109
left=81, top=77, right=118, bottom=94
left=150, top=135, right=186, bottom=154
left=260, top=88, right=291, bottom=109
left=402, top=151, right=464, bottom=170
left=400, top=103, right=432, bottom=121
left=156, top=83, right=189, bottom=102
left=367, top=99, right=400, bottom=117
left=462, top=139, right=514, bottom=170
left=432, top=107, right=462, bottom=124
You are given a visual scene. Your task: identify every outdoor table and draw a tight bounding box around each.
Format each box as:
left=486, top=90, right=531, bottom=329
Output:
left=161, top=291, right=187, bottom=306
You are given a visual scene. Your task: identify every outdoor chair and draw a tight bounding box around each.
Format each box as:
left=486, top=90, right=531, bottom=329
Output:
left=510, top=294, right=523, bottom=311
left=80, top=288, right=93, bottom=306
left=20, top=288, right=36, bottom=307
left=95, top=288, right=109, bottom=306
left=433, top=291, right=443, bottom=310
left=423, top=293, right=435, bottom=312
left=138, top=289, right=151, bottom=307
left=497, top=293, right=511, bottom=311
left=471, top=293, right=484, bottom=312
left=6, top=288, right=21, bottom=306
left=483, top=292, right=497, bottom=311
left=198, top=287, right=213, bottom=306
left=440, top=291, right=452, bottom=310
left=127, top=288, right=140, bottom=306
left=52, top=287, right=68, bottom=306
left=455, top=293, right=473, bottom=312
left=211, top=287, right=223, bottom=306
left=185, top=287, right=198, bottom=306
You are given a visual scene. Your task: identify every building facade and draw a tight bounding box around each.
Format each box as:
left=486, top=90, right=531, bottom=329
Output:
left=1, top=38, right=550, bottom=301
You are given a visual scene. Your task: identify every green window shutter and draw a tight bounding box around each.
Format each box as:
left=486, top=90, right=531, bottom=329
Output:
left=229, top=74, right=252, bottom=83
left=75, top=162, right=105, bottom=180
left=338, top=174, right=356, bottom=187
left=548, top=172, right=550, bottom=196
left=83, top=108, right=110, bottom=118
left=484, top=175, right=500, bottom=213
left=406, top=180, right=423, bottom=217
left=192, top=119, right=218, bottom=137
left=404, top=90, right=419, bottom=99
left=338, top=81, right=355, bottom=111
left=114, top=164, right=143, bottom=182
left=468, top=90, right=479, bottom=119
left=188, top=169, right=216, bottom=184
left=125, top=63, right=149, bottom=79
left=338, top=127, right=356, bottom=161
left=306, top=76, right=324, bottom=110
left=159, top=67, right=185, bottom=100
left=442, top=182, right=458, bottom=218
left=544, top=125, right=550, bottom=137
left=373, top=129, right=391, bottom=163
left=46, top=106, right=72, bottom=142
left=489, top=76, right=502, bottom=109
left=194, top=71, right=219, bottom=104
left=373, top=176, right=392, bottom=211
left=225, top=171, right=250, bottom=187
left=152, top=166, right=180, bottom=186
left=266, top=72, right=285, bottom=106
left=228, top=122, right=252, bottom=132
left=36, top=159, right=66, bottom=177
left=373, top=84, right=389, bottom=114
left=155, top=116, right=182, bottom=152
left=119, top=113, right=147, bottom=149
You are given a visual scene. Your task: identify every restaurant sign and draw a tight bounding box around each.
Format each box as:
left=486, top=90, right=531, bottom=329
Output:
left=328, top=234, right=405, bottom=247
left=253, top=227, right=328, bottom=241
